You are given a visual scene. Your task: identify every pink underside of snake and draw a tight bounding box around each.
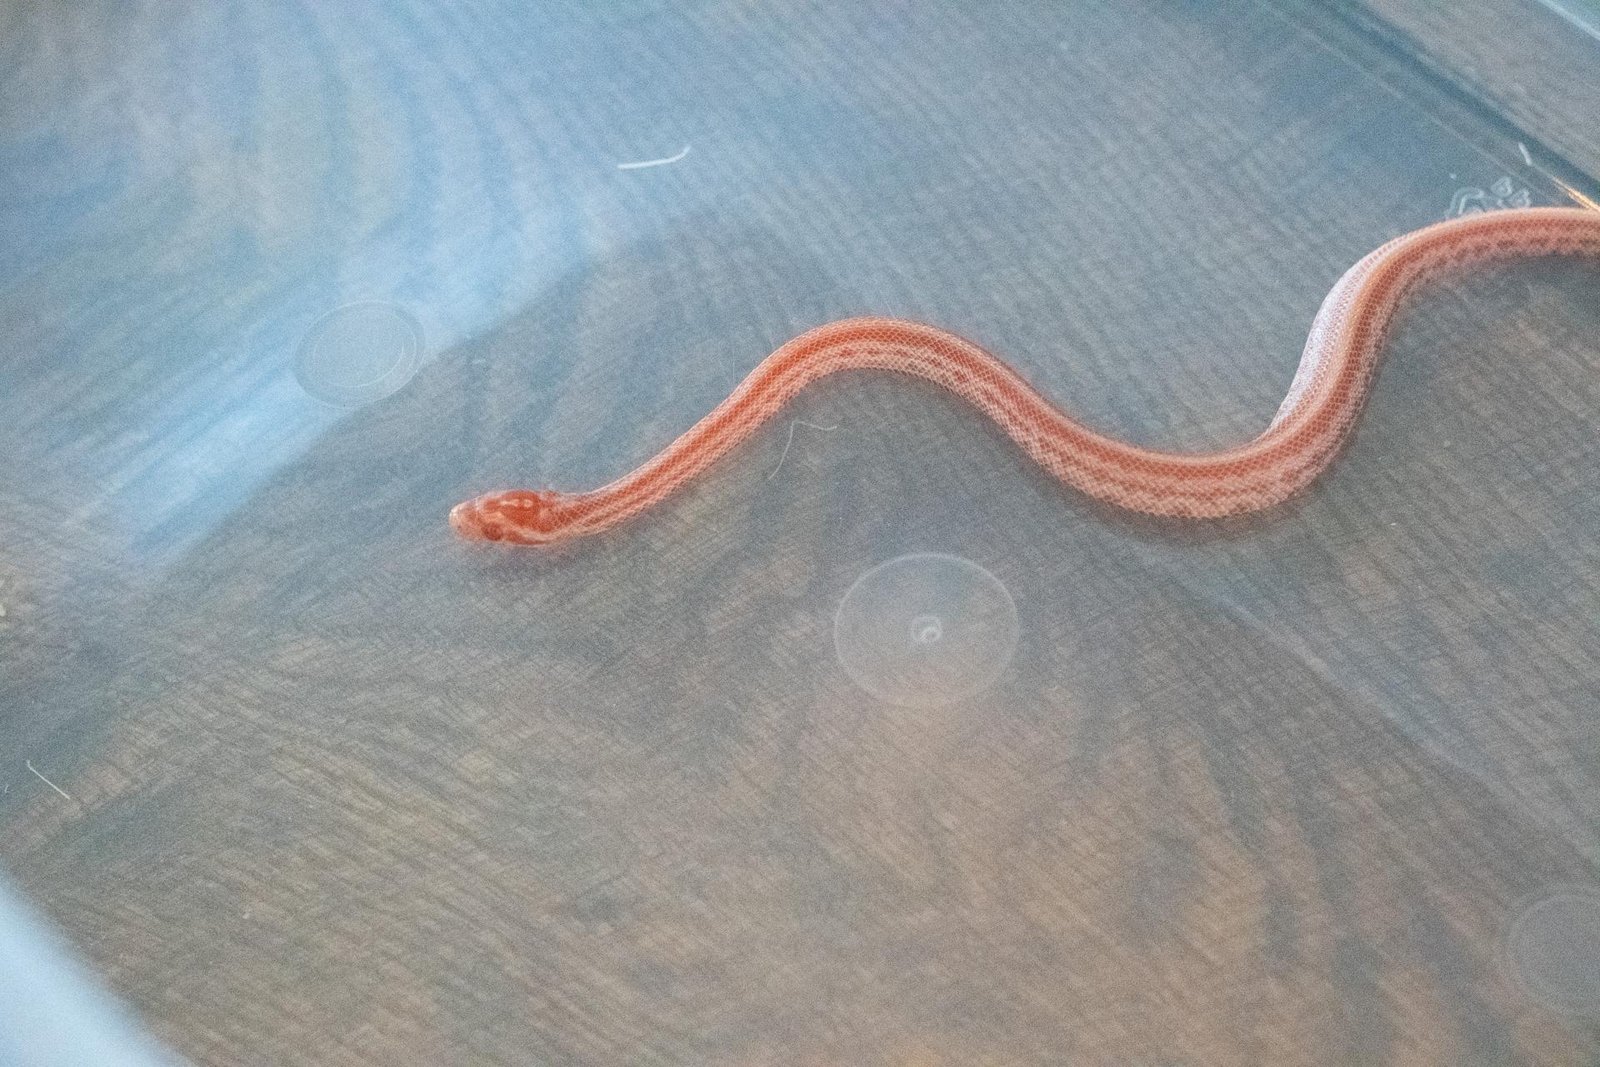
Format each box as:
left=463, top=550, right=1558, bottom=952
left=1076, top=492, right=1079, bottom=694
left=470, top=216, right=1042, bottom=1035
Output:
left=449, top=206, right=1600, bottom=546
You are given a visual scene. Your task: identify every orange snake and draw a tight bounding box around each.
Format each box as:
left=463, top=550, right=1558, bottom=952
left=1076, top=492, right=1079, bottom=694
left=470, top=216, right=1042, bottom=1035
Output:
left=450, top=206, right=1600, bottom=545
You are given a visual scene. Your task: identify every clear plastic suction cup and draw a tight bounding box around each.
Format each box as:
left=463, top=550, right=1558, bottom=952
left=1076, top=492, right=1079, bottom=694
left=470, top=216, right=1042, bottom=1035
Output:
left=833, top=553, right=1019, bottom=707
left=1505, top=890, right=1600, bottom=1018
left=294, top=301, right=423, bottom=407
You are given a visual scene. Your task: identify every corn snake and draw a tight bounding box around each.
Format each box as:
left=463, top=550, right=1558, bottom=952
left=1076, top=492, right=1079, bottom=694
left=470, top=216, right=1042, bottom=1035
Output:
left=450, top=206, right=1600, bottom=545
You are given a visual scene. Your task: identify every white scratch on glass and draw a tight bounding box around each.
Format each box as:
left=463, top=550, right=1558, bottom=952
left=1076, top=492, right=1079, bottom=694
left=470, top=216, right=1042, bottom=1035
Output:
left=618, top=145, right=692, bottom=170
left=767, top=419, right=839, bottom=481
left=26, top=761, right=72, bottom=801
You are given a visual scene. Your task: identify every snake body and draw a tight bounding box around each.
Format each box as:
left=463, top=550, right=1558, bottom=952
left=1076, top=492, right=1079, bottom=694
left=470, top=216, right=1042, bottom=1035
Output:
left=450, top=206, right=1600, bottom=545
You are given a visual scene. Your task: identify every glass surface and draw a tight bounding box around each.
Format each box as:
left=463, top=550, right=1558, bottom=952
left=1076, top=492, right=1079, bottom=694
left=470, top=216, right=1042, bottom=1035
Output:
left=1538, top=0, right=1600, bottom=35
left=2, top=1, right=1598, bottom=1062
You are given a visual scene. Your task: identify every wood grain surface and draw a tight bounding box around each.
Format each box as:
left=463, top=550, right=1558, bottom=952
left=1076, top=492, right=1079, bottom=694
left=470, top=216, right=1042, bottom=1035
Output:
left=1344, top=0, right=1600, bottom=182
left=2, top=1, right=1598, bottom=1064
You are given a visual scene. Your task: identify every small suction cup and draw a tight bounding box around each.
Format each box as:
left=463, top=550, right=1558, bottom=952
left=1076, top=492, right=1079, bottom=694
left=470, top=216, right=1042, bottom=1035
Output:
left=833, top=553, right=1019, bottom=707
left=1506, top=890, right=1600, bottom=1018
left=294, top=302, right=423, bottom=406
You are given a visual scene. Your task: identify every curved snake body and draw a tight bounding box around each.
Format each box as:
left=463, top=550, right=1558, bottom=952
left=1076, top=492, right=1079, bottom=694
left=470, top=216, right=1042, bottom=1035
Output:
left=450, top=207, right=1600, bottom=545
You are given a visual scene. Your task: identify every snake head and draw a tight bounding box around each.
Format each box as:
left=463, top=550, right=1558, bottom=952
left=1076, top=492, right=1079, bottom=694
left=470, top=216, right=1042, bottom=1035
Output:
left=449, top=489, right=568, bottom=545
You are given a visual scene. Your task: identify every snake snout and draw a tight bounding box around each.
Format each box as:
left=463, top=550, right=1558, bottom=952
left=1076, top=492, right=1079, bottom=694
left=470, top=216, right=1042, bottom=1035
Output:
left=448, top=499, right=489, bottom=539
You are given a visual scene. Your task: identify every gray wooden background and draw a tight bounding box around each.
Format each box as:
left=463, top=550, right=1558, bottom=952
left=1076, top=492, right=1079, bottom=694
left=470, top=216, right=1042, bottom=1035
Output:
left=3, top=1, right=1598, bottom=1063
